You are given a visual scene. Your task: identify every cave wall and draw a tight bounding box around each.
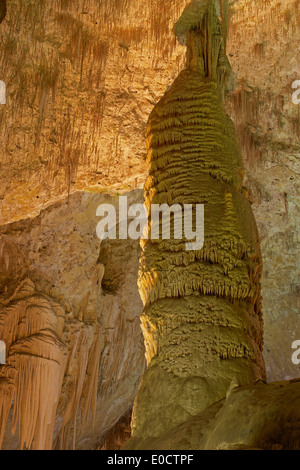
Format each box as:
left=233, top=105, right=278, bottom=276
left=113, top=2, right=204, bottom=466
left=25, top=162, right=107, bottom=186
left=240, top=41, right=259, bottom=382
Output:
left=0, top=0, right=299, bottom=448
left=0, top=191, right=145, bottom=449
left=130, top=0, right=267, bottom=439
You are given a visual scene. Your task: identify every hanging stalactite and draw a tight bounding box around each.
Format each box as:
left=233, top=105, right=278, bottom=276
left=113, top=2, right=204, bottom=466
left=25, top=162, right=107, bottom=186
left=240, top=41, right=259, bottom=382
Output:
left=0, top=0, right=6, bottom=25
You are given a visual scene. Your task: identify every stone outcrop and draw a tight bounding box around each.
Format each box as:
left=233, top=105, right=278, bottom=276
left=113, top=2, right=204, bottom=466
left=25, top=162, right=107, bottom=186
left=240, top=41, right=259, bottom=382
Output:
left=127, top=379, right=300, bottom=450
left=0, top=191, right=145, bottom=450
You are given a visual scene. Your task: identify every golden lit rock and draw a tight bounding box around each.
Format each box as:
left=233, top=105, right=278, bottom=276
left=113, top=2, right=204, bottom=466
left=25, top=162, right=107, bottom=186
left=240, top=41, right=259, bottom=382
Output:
left=128, top=1, right=266, bottom=445
left=0, top=0, right=299, bottom=451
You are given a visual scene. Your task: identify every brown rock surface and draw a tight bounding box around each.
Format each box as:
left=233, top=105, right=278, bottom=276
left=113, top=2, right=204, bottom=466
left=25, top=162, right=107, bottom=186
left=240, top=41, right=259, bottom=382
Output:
left=126, top=379, right=300, bottom=450
left=0, top=0, right=299, bottom=449
left=130, top=1, right=266, bottom=442
left=0, top=0, right=299, bottom=383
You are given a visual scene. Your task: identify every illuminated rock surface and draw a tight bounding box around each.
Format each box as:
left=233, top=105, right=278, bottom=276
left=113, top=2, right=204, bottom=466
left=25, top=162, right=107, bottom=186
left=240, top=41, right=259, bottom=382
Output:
left=127, top=379, right=300, bottom=450
left=0, top=192, right=145, bottom=449
left=0, top=0, right=299, bottom=450
left=127, top=0, right=266, bottom=445
left=0, top=0, right=298, bottom=383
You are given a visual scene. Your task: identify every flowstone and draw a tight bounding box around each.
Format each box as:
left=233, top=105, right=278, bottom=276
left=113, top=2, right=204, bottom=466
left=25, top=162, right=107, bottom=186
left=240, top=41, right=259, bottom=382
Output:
left=127, top=1, right=266, bottom=446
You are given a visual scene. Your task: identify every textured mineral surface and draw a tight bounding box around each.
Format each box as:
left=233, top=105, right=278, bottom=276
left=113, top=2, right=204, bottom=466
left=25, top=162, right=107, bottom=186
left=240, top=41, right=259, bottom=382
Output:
left=0, top=0, right=299, bottom=450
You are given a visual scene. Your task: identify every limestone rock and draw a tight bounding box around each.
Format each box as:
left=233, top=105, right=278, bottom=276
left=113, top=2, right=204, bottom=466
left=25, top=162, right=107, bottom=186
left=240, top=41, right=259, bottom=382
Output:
left=0, top=191, right=145, bottom=450
left=126, top=379, right=300, bottom=450
left=130, top=1, right=266, bottom=443
left=0, top=0, right=298, bottom=384
left=0, top=0, right=299, bottom=450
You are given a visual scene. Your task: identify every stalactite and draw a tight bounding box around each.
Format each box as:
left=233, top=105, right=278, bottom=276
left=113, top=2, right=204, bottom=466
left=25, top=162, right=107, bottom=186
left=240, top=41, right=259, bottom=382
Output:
left=220, top=0, right=229, bottom=54
left=58, top=321, right=102, bottom=450
left=128, top=0, right=266, bottom=447
left=0, top=367, right=15, bottom=448
left=81, top=325, right=102, bottom=431
left=0, top=279, right=68, bottom=449
left=10, top=332, right=67, bottom=450
left=0, top=278, right=102, bottom=450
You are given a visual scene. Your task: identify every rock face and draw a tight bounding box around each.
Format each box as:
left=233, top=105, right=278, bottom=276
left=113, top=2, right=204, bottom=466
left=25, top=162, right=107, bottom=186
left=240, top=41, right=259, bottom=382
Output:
left=225, top=1, right=300, bottom=382
left=0, top=191, right=145, bottom=450
left=0, top=0, right=188, bottom=225
left=0, top=278, right=68, bottom=450
left=0, top=0, right=299, bottom=450
left=128, top=1, right=265, bottom=445
left=0, top=0, right=298, bottom=385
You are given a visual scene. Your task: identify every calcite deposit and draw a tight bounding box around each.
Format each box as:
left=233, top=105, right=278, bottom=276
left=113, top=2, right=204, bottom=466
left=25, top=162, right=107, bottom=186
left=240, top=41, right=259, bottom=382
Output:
left=127, top=379, right=300, bottom=450
left=0, top=192, right=145, bottom=450
left=0, top=0, right=298, bottom=385
left=129, top=0, right=265, bottom=444
left=0, top=0, right=299, bottom=451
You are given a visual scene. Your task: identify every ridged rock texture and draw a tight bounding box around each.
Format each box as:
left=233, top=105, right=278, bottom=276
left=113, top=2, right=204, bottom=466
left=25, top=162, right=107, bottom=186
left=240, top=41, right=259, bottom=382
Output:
left=0, top=0, right=298, bottom=383
left=0, top=278, right=67, bottom=450
left=0, top=1, right=6, bottom=26
left=0, top=192, right=145, bottom=450
left=0, top=0, right=299, bottom=450
left=127, top=378, right=300, bottom=450
left=128, top=1, right=266, bottom=445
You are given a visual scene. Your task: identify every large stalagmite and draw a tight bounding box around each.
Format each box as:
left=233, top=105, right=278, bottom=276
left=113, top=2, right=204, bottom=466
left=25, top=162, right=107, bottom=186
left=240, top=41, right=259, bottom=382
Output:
left=129, top=0, right=266, bottom=445
left=0, top=278, right=68, bottom=450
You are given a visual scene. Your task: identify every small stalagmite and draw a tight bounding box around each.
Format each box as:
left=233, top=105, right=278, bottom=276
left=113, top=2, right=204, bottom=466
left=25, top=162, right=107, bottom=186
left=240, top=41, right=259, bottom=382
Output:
left=129, top=0, right=266, bottom=446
